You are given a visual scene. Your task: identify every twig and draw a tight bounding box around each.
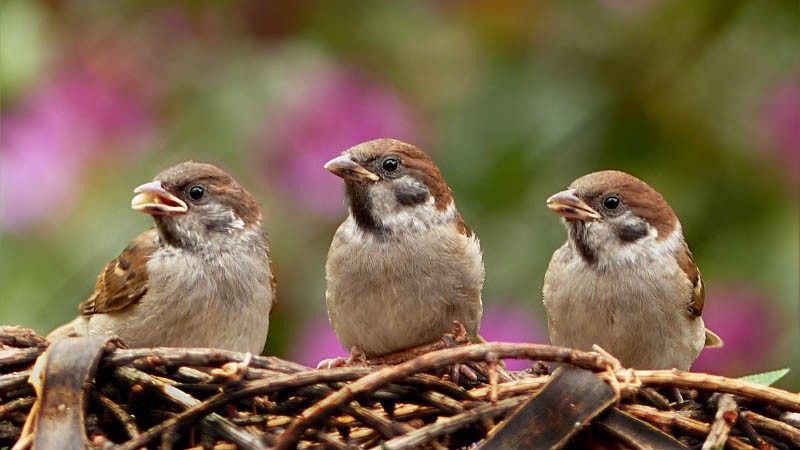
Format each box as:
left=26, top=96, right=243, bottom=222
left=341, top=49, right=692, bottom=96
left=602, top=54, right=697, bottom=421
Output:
left=468, top=376, right=548, bottom=401
left=94, top=392, right=140, bottom=439
left=742, top=411, right=800, bottom=448
left=342, top=402, right=413, bottom=439
left=702, top=394, right=737, bottom=450
left=623, top=404, right=755, bottom=450
left=736, top=411, right=768, bottom=450
left=105, top=347, right=310, bottom=374
left=273, top=343, right=609, bottom=450
left=316, top=430, right=348, bottom=450
left=375, top=397, right=526, bottom=450
left=113, top=367, right=266, bottom=450
left=635, top=370, right=800, bottom=412
left=0, top=396, right=35, bottom=417
left=114, top=367, right=371, bottom=449
left=401, top=373, right=475, bottom=401
left=639, top=387, right=673, bottom=410
left=0, top=371, right=30, bottom=393
left=0, top=349, right=42, bottom=368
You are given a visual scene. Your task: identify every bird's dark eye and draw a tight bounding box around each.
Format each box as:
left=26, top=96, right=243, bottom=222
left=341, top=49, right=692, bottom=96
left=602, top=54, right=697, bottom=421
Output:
left=188, top=185, right=205, bottom=201
left=603, top=195, right=621, bottom=209
left=382, top=157, right=399, bottom=172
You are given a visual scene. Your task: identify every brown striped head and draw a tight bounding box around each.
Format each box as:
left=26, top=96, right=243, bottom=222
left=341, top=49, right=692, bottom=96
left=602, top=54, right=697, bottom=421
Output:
left=134, top=161, right=263, bottom=248
left=548, top=170, right=680, bottom=265
left=325, top=139, right=463, bottom=236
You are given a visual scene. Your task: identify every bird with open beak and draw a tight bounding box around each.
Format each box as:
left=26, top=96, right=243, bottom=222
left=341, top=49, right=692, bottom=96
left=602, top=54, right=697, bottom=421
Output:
left=323, top=138, right=484, bottom=359
left=48, top=161, right=275, bottom=353
left=543, top=170, right=722, bottom=370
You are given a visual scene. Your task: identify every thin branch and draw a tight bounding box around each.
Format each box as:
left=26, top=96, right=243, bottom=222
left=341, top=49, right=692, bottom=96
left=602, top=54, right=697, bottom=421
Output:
left=742, top=410, right=800, bottom=449
left=105, top=348, right=310, bottom=374
left=273, top=343, right=609, bottom=450
left=113, top=367, right=266, bottom=450
left=374, top=397, right=526, bottom=450
left=623, top=404, right=755, bottom=450
left=0, top=349, right=42, bottom=368
left=635, top=370, right=800, bottom=412
left=702, top=394, right=737, bottom=450
left=94, top=392, right=140, bottom=439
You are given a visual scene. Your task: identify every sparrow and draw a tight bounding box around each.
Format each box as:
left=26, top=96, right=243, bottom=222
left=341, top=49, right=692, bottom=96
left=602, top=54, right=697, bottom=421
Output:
left=47, top=161, right=275, bottom=354
left=542, top=170, right=722, bottom=371
left=324, top=138, right=484, bottom=358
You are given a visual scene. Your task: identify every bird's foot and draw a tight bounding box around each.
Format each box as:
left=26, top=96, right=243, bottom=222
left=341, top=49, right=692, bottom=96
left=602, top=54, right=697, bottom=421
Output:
left=316, top=346, right=368, bottom=369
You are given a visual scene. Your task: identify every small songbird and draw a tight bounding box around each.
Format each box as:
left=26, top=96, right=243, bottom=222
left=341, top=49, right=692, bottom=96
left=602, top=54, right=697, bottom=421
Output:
left=324, top=138, right=484, bottom=358
left=48, top=161, right=275, bottom=353
left=543, top=170, right=722, bottom=370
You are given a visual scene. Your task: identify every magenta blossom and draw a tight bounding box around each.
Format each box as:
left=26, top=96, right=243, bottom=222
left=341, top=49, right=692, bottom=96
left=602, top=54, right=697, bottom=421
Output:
left=760, top=78, right=800, bottom=188
left=479, top=304, right=549, bottom=370
left=692, top=286, right=782, bottom=376
left=288, top=314, right=348, bottom=367
left=0, top=70, right=153, bottom=230
left=260, top=68, right=419, bottom=216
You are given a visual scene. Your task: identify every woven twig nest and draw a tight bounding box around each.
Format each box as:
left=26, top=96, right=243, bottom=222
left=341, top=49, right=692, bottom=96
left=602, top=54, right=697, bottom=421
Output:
left=1, top=325, right=798, bottom=450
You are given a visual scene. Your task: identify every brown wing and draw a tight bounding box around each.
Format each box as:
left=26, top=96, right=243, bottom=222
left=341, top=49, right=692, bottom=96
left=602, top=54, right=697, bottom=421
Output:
left=453, top=211, right=473, bottom=238
left=268, top=260, right=278, bottom=315
left=675, top=241, right=724, bottom=347
left=674, top=240, right=704, bottom=318
left=80, top=228, right=159, bottom=315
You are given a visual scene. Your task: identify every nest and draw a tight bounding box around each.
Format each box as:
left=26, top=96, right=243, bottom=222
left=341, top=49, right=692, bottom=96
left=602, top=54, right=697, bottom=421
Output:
left=1, top=326, right=798, bottom=450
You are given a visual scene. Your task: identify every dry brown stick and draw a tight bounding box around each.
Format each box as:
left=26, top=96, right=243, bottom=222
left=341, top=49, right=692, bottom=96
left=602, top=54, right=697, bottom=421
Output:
left=418, top=390, right=468, bottom=415
left=0, top=396, right=34, bottom=417
left=635, top=370, right=800, bottom=412
left=94, top=392, right=140, bottom=439
left=639, top=387, right=672, bottom=410
left=113, top=367, right=266, bottom=450
left=743, top=411, right=800, bottom=448
left=468, top=376, right=548, bottom=401
left=375, top=396, right=526, bottom=450
left=105, top=348, right=311, bottom=374
left=0, top=371, right=30, bottom=392
left=273, top=343, right=608, bottom=450
left=0, top=348, right=42, bottom=367
left=623, top=404, right=755, bottom=450
left=401, top=373, right=475, bottom=402
left=703, top=394, right=738, bottom=450
left=316, top=430, right=348, bottom=450
left=342, top=402, right=413, bottom=439
left=115, top=367, right=371, bottom=449
left=736, top=411, right=768, bottom=450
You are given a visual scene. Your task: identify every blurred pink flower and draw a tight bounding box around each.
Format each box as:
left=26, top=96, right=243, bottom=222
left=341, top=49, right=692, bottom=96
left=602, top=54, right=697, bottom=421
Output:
left=261, top=69, right=419, bottom=216
left=1, top=70, right=153, bottom=230
left=692, top=286, right=782, bottom=376
left=760, top=78, right=800, bottom=187
left=288, top=314, right=348, bottom=367
left=288, top=304, right=548, bottom=371
left=479, top=304, right=549, bottom=370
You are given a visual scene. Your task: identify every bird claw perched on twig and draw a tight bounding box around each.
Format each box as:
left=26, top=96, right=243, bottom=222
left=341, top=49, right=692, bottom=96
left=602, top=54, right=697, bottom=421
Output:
left=316, top=346, right=368, bottom=369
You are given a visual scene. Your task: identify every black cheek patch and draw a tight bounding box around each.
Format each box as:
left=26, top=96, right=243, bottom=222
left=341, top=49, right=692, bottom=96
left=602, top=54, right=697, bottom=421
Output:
left=616, top=222, right=649, bottom=242
left=394, top=187, right=429, bottom=206
left=568, top=222, right=597, bottom=266
left=346, top=184, right=390, bottom=235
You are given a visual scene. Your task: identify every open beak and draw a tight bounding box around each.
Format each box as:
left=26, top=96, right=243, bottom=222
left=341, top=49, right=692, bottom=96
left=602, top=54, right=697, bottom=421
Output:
left=546, top=189, right=602, bottom=221
left=131, top=181, right=188, bottom=216
left=324, top=154, right=380, bottom=183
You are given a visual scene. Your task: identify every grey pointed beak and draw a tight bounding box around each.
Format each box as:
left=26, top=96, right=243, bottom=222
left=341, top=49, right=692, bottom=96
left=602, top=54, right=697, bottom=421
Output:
left=324, top=154, right=380, bottom=183
left=546, top=189, right=602, bottom=221
left=131, top=181, right=188, bottom=216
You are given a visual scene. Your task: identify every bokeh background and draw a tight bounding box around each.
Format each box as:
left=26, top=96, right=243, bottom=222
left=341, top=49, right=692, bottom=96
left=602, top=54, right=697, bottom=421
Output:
left=1, top=1, right=797, bottom=389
